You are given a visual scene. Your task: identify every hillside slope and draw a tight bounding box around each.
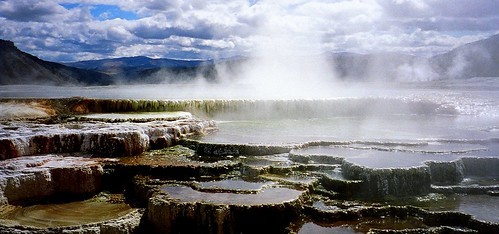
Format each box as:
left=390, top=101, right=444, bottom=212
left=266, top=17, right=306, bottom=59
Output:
left=0, top=40, right=113, bottom=85
left=431, top=34, right=499, bottom=79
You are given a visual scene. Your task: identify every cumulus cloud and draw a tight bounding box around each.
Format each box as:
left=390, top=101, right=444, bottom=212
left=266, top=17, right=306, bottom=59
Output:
left=0, top=0, right=498, bottom=62
left=0, top=0, right=67, bottom=22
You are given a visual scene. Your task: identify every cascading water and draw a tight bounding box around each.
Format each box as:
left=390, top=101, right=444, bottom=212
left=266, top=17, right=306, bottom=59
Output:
left=1, top=78, right=499, bottom=233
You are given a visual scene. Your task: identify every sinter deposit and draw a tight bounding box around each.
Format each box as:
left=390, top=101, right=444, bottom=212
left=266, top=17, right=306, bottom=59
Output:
left=0, top=98, right=497, bottom=233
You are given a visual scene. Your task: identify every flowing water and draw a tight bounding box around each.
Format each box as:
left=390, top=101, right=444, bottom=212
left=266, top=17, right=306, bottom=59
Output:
left=2, top=79, right=498, bottom=168
left=1, top=78, right=499, bottom=230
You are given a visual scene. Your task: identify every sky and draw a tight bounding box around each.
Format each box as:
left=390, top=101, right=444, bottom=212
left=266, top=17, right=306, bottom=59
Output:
left=1, top=0, right=498, bottom=62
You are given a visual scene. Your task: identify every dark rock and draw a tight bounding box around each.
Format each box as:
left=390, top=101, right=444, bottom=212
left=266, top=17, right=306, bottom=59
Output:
left=461, top=157, right=499, bottom=177
left=181, top=139, right=292, bottom=156
left=426, top=160, right=465, bottom=185
left=147, top=184, right=305, bottom=233
left=342, top=161, right=432, bottom=198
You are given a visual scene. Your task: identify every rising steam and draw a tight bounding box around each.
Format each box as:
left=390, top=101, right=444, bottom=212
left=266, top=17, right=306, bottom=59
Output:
left=208, top=2, right=339, bottom=99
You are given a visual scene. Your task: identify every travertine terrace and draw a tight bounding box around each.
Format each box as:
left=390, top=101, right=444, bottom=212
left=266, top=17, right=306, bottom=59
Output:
left=0, top=98, right=498, bottom=233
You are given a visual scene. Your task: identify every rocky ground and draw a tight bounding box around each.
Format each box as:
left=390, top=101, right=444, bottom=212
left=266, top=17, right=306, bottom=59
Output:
left=0, top=98, right=498, bottom=233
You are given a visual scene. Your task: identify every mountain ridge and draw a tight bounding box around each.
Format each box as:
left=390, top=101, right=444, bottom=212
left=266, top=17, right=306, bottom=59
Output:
left=68, top=33, right=499, bottom=82
left=1, top=33, right=498, bottom=85
left=430, top=34, right=499, bottom=79
left=0, top=39, right=113, bottom=85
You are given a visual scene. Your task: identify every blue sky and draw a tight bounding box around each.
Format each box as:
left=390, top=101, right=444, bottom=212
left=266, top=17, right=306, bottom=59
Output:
left=1, top=0, right=498, bottom=62
left=61, top=3, right=139, bottom=20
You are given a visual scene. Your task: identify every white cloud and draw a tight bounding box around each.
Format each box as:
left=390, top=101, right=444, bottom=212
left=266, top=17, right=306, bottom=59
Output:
left=1, top=0, right=498, bottom=62
left=0, top=0, right=67, bottom=22
left=114, top=43, right=167, bottom=58
left=200, top=39, right=236, bottom=49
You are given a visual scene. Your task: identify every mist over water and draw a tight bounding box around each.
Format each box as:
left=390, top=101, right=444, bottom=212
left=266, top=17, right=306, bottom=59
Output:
left=1, top=1, right=499, bottom=148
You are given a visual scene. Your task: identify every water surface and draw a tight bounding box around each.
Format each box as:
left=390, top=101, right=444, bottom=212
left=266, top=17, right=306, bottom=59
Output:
left=0, top=198, right=133, bottom=228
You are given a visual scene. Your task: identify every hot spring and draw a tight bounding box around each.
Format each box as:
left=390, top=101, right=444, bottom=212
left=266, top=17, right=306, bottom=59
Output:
left=0, top=77, right=498, bottom=233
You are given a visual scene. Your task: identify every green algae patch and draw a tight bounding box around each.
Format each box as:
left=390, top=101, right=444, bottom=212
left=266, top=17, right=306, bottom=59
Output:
left=118, top=146, right=197, bottom=167
left=181, top=139, right=293, bottom=156
left=78, top=111, right=192, bottom=122
left=104, top=146, right=241, bottom=187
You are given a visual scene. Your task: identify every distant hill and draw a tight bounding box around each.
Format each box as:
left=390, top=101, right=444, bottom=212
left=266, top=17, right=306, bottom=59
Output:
left=0, top=39, right=113, bottom=85
left=65, top=56, right=245, bottom=83
left=329, top=52, right=427, bottom=81
left=66, top=56, right=210, bottom=83
left=67, top=56, right=205, bottom=71
left=2, top=33, right=498, bottom=85
left=68, top=33, right=499, bottom=83
left=430, top=34, right=499, bottom=79
left=330, top=33, right=499, bottom=81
